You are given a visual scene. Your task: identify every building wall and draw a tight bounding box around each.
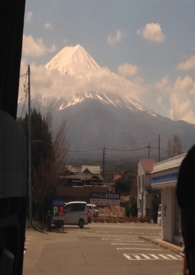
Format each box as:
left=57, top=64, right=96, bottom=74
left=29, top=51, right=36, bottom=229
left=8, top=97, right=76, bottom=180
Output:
left=161, top=187, right=174, bottom=242
left=137, top=163, right=153, bottom=218
left=151, top=154, right=185, bottom=245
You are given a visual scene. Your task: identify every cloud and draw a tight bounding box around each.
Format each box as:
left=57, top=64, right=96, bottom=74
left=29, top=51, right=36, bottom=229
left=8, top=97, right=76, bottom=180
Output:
left=44, top=22, right=54, bottom=30
left=177, top=55, right=195, bottom=71
left=63, top=38, right=70, bottom=44
left=107, top=30, right=126, bottom=45
left=25, top=11, right=33, bottom=22
left=19, top=59, right=148, bottom=104
left=117, top=63, right=140, bottom=77
left=156, top=75, right=195, bottom=124
left=22, top=34, right=57, bottom=57
left=137, top=23, right=165, bottom=43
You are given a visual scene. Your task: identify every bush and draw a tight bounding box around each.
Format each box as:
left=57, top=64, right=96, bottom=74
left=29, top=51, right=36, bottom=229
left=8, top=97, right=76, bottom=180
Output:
left=138, top=216, right=151, bottom=223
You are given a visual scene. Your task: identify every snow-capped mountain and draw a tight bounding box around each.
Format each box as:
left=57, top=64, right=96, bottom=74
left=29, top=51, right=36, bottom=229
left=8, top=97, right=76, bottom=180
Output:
left=57, top=91, right=156, bottom=116
left=18, top=44, right=195, bottom=160
left=45, top=44, right=100, bottom=75
left=17, top=91, right=195, bottom=160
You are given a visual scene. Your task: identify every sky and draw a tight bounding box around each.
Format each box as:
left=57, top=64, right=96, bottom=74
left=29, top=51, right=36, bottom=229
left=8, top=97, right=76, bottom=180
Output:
left=19, top=0, right=195, bottom=124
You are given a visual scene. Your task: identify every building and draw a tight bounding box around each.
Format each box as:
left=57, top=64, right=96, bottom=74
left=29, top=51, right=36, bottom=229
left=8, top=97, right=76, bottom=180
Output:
left=56, top=164, right=106, bottom=202
left=81, top=165, right=101, bottom=175
left=151, top=153, right=186, bottom=245
left=137, top=158, right=156, bottom=218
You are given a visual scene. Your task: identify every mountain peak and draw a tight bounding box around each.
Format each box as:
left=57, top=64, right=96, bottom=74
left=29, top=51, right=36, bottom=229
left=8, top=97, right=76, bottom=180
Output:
left=45, top=44, right=100, bottom=75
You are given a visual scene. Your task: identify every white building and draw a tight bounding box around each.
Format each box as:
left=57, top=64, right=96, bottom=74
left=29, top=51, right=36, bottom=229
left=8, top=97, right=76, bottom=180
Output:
left=151, top=153, right=186, bottom=245
left=137, top=158, right=156, bottom=218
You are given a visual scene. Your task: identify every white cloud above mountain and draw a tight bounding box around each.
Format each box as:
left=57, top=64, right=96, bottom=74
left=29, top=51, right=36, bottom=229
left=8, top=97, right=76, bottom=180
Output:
left=22, top=34, right=57, bottom=57
left=20, top=36, right=195, bottom=125
left=44, top=22, right=54, bottom=30
left=117, top=63, right=140, bottom=77
left=107, top=30, right=126, bottom=45
left=156, top=75, right=195, bottom=124
left=137, top=23, right=165, bottom=43
left=25, top=11, right=33, bottom=23
left=177, top=55, right=195, bottom=71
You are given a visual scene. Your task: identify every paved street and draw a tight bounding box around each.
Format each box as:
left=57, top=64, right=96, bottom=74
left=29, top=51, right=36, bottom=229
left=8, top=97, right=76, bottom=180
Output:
left=23, top=223, right=183, bottom=275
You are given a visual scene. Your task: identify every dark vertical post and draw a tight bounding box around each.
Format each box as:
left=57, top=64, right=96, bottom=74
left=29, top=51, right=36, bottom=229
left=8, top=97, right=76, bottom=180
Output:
left=102, top=146, right=106, bottom=180
left=28, top=65, right=32, bottom=225
left=158, top=135, right=161, bottom=162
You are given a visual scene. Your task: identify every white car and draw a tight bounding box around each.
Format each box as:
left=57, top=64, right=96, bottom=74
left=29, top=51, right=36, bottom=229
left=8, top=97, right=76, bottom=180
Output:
left=64, top=201, right=88, bottom=228
left=87, top=204, right=98, bottom=218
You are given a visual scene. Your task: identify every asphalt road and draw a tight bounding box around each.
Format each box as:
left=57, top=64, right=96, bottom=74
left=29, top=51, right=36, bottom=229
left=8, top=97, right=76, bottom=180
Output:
left=23, top=223, right=183, bottom=275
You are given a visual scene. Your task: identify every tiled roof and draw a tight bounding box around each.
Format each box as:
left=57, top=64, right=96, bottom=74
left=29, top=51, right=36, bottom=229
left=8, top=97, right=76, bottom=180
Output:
left=139, top=158, right=156, bottom=173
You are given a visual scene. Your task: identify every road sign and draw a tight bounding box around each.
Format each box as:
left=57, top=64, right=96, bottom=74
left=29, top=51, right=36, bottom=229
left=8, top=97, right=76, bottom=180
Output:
left=52, top=201, right=64, bottom=220
left=90, top=192, right=120, bottom=206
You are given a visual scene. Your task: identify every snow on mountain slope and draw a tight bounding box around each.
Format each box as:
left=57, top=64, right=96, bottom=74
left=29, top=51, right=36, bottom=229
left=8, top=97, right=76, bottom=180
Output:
left=45, top=44, right=100, bottom=75
left=58, top=91, right=157, bottom=117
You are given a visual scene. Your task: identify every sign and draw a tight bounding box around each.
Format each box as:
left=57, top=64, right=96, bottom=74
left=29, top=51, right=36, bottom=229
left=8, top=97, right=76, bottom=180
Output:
left=52, top=200, right=64, bottom=220
left=90, top=192, right=120, bottom=206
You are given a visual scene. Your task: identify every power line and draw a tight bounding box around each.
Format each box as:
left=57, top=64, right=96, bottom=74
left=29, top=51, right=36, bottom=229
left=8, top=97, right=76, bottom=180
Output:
left=68, top=145, right=149, bottom=153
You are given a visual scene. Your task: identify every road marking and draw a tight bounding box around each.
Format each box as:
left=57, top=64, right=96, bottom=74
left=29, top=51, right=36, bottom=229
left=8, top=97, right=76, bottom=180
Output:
left=123, top=253, right=183, bottom=261
left=117, top=247, right=163, bottom=251
left=111, top=243, right=153, bottom=246
left=102, top=238, right=138, bottom=241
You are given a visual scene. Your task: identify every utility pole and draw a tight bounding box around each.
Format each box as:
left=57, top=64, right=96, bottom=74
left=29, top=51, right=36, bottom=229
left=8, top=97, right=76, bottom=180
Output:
left=147, top=142, right=151, bottom=158
left=102, top=146, right=106, bottom=180
left=27, top=64, right=32, bottom=225
left=158, top=135, right=161, bottom=162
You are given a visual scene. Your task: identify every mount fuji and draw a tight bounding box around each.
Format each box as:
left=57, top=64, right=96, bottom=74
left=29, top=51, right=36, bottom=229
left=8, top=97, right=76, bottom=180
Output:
left=45, top=44, right=100, bottom=75
left=18, top=44, right=195, bottom=160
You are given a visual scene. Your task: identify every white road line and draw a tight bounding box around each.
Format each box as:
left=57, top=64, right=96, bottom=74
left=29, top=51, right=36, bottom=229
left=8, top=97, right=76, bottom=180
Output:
left=102, top=238, right=138, bottom=241
left=158, top=254, right=170, bottom=259
left=167, top=254, right=182, bottom=260
left=123, top=253, right=182, bottom=261
left=134, top=254, right=142, bottom=260
left=149, top=254, right=159, bottom=259
left=117, top=247, right=163, bottom=251
left=111, top=243, right=153, bottom=246
left=141, top=254, right=151, bottom=259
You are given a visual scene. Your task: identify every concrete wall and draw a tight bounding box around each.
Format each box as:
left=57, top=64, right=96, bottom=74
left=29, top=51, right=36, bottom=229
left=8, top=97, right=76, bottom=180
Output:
left=161, top=187, right=174, bottom=242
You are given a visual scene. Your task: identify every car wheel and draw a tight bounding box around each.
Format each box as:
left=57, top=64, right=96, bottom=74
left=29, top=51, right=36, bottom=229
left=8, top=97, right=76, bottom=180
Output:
left=79, top=219, right=84, bottom=228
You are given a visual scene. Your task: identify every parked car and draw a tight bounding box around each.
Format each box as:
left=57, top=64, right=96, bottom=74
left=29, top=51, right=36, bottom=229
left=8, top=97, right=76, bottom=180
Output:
left=157, top=204, right=161, bottom=225
left=64, top=201, right=88, bottom=228
left=87, top=204, right=99, bottom=217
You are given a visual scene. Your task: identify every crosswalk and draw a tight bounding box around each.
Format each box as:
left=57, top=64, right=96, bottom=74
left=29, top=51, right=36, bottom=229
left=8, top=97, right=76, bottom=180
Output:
left=123, top=253, right=182, bottom=261
left=102, top=237, right=182, bottom=261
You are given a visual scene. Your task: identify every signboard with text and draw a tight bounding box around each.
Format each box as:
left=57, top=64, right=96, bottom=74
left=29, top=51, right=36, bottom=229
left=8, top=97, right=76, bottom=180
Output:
left=52, top=200, right=64, bottom=220
left=90, top=192, right=120, bottom=206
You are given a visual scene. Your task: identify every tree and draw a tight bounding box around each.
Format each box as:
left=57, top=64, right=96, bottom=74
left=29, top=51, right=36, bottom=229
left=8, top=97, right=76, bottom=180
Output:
left=19, top=108, right=69, bottom=221
left=167, top=135, right=182, bottom=158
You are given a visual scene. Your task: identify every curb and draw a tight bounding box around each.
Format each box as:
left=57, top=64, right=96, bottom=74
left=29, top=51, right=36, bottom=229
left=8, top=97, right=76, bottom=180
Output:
left=138, top=235, right=183, bottom=254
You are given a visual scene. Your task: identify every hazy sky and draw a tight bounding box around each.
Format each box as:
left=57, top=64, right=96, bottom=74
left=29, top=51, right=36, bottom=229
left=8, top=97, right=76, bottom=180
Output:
left=20, top=0, right=195, bottom=124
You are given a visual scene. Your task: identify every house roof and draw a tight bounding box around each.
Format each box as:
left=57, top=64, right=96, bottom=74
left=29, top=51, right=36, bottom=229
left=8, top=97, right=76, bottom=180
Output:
left=81, top=165, right=101, bottom=174
left=139, top=158, right=156, bottom=173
